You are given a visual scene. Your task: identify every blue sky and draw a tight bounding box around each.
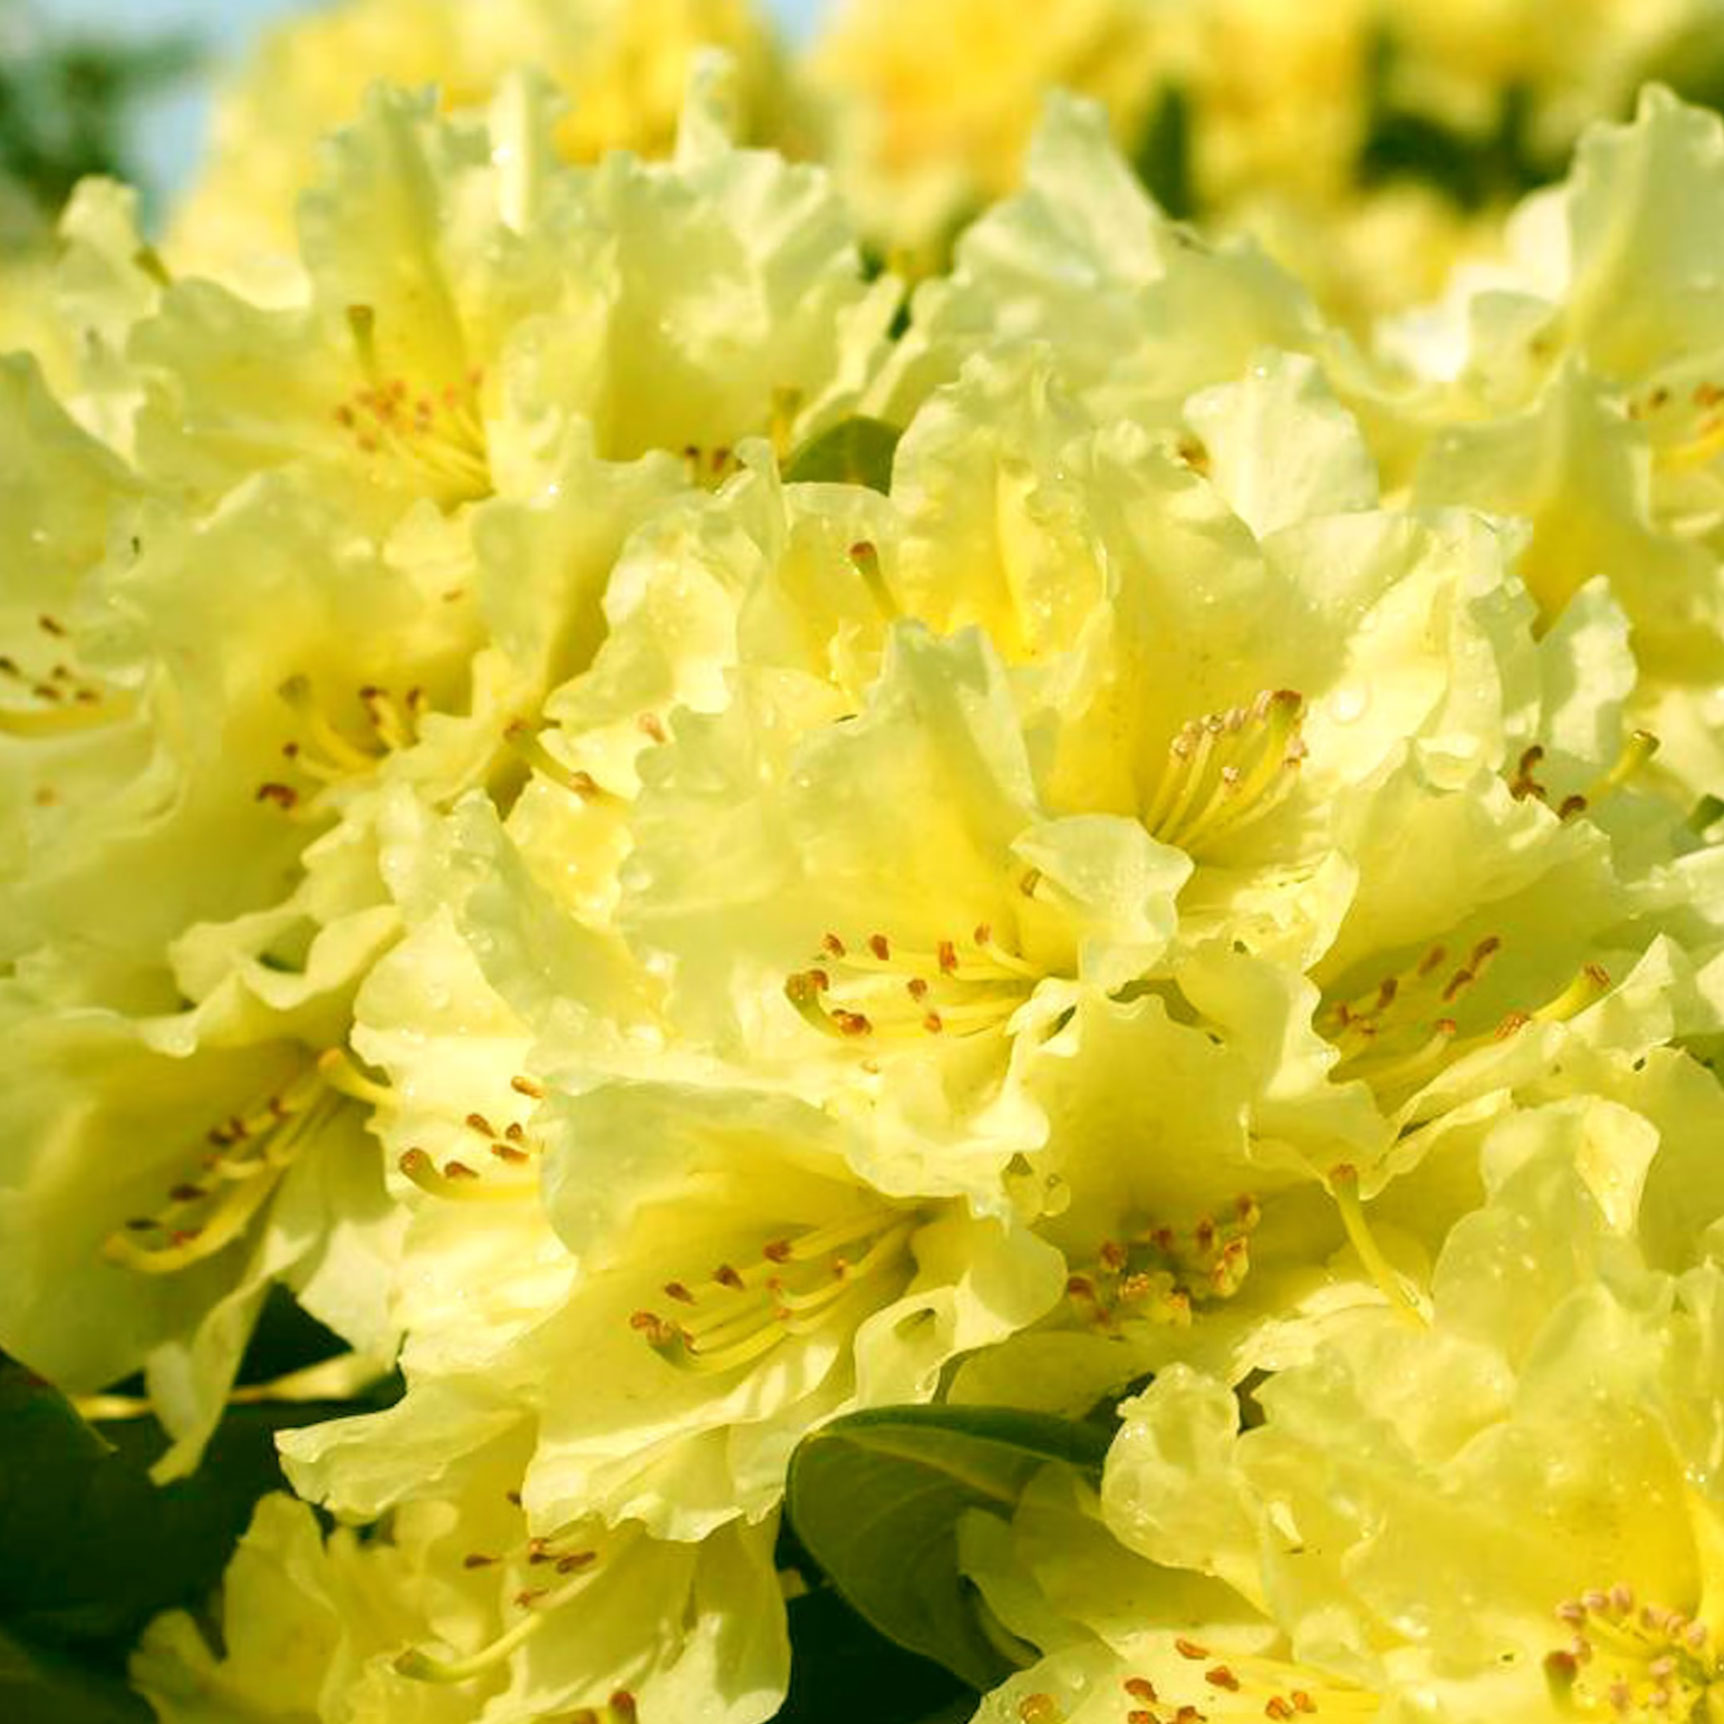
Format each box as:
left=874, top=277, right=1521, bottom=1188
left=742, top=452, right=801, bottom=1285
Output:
left=46, top=0, right=828, bottom=200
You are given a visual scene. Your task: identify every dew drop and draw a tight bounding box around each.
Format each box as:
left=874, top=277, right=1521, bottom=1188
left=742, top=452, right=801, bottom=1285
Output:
left=1330, top=684, right=1369, bottom=725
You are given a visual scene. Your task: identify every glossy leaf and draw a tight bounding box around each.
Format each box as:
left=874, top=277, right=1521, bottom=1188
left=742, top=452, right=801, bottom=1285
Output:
left=0, top=1628, right=150, bottom=1724
left=783, top=416, right=901, bottom=492
left=771, top=1584, right=971, bottom=1724
left=786, top=1404, right=1111, bottom=1690
left=0, top=1356, right=392, bottom=1649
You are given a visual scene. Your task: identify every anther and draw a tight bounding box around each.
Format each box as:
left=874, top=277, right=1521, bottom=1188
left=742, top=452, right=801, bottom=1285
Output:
left=1509, top=745, right=1548, bottom=801
left=848, top=541, right=895, bottom=617
left=397, top=1148, right=526, bottom=1204
left=504, top=722, right=609, bottom=800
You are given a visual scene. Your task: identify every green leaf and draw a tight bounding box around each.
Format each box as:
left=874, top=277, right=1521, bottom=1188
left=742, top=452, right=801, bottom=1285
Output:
left=783, top=417, right=901, bottom=493
left=771, top=1585, right=970, bottom=1724
left=0, top=1627, right=151, bottom=1724
left=786, top=1404, right=1111, bottom=1690
left=1132, top=85, right=1195, bottom=220
left=0, top=1357, right=391, bottom=1649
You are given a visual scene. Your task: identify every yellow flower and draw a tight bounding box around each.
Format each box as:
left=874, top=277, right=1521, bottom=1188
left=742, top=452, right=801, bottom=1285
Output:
left=132, top=74, right=892, bottom=527
left=134, top=1446, right=788, bottom=1723
left=1382, top=0, right=1699, bottom=156
left=1102, top=1083, right=1724, bottom=1719
left=809, top=0, right=1165, bottom=263
left=168, top=0, right=792, bottom=288
left=279, top=1057, right=1065, bottom=1543
left=1401, top=88, right=1724, bottom=804
left=0, top=931, right=401, bottom=1477
left=1150, top=0, right=1373, bottom=212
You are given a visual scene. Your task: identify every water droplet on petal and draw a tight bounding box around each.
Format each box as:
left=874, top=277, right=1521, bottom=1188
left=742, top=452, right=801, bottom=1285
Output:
left=1330, top=685, right=1369, bottom=725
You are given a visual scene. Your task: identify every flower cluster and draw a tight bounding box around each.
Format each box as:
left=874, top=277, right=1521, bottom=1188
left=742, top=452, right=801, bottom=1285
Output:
left=7, top=7, right=1724, bottom=1724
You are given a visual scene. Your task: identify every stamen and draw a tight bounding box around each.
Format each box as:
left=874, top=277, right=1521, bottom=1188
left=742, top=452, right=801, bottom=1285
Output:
left=270, top=677, right=431, bottom=811
left=784, top=919, right=1040, bottom=1045
left=394, top=1607, right=552, bottom=1684
left=680, top=443, right=742, bottom=487
left=1143, top=690, right=1305, bottom=855
left=631, top=1211, right=916, bottom=1374
left=1531, top=963, right=1612, bottom=1026
left=1329, top=1164, right=1426, bottom=1327
left=279, top=675, right=379, bottom=774
left=0, top=629, right=137, bottom=735
left=102, top=1067, right=338, bottom=1274
left=769, top=387, right=803, bottom=455
left=1065, top=1198, right=1261, bottom=1332
left=1508, top=745, right=1548, bottom=801
left=398, top=1149, right=531, bottom=1204
left=1579, top=731, right=1659, bottom=809
left=1655, top=407, right=1724, bottom=473
left=337, top=304, right=490, bottom=505
left=1107, top=1649, right=1378, bottom=1720
left=1505, top=729, right=1660, bottom=822
left=360, top=684, right=415, bottom=752
left=0, top=691, right=136, bottom=736
left=1326, top=938, right=1611, bottom=1124
left=1544, top=1579, right=1720, bottom=1717
left=315, top=1047, right=397, bottom=1111
left=504, top=723, right=610, bottom=800
left=848, top=540, right=897, bottom=618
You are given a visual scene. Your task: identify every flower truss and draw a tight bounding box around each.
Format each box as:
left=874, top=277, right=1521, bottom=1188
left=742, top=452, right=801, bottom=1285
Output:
left=7, top=6, right=1724, bottom=1724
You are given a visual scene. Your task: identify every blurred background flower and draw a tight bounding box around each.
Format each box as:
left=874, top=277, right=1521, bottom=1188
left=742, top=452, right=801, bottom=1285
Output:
left=0, top=0, right=821, bottom=250
left=7, top=0, right=1724, bottom=325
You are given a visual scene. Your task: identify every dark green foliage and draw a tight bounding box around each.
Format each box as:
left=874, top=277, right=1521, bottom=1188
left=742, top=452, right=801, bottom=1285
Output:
left=0, top=5, right=199, bottom=246
left=784, top=416, right=902, bottom=492
left=786, top=1404, right=1111, bottom=1691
